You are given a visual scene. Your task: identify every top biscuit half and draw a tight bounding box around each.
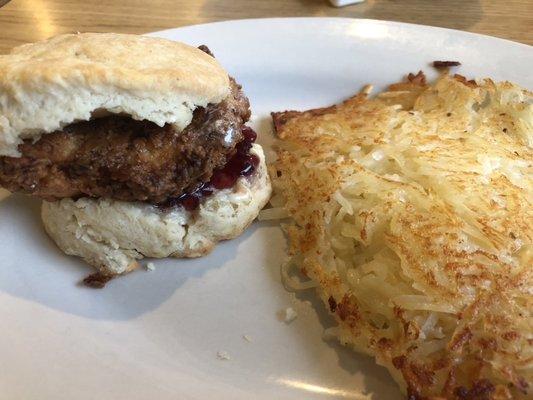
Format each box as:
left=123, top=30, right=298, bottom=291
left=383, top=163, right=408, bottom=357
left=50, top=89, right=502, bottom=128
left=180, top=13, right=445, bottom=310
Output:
left=0, top=33, right=230, bottom=156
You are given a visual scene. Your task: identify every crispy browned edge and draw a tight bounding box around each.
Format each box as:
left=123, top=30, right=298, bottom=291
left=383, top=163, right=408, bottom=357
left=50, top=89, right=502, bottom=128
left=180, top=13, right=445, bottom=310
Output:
left=271, top=106, right=336, bottom=134
left=271, top=71, right=445, bottom=133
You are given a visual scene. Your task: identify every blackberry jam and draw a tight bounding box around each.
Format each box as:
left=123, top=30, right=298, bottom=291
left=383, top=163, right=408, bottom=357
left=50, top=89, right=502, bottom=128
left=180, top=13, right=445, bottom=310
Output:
left=158, top=126, right=259, bottom=211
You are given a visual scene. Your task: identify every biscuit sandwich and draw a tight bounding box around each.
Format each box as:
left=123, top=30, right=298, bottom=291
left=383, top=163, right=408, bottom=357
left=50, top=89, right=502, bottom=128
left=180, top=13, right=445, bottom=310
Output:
left=0, top=33, right=271, bottom=285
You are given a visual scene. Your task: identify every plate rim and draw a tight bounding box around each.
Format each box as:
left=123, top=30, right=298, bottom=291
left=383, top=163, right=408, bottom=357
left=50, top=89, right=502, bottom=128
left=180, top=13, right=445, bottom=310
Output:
left=146, top=17, right=533, bottom=52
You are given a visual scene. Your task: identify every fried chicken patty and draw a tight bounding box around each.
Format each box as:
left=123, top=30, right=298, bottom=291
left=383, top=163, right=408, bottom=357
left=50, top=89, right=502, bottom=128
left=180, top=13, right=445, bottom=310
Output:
left=0, top=79, right=250, bottom=203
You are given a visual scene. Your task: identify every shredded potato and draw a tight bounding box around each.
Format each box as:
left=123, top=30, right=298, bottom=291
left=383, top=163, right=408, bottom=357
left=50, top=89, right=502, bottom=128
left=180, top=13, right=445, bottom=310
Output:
left=271, top=73, right=532, bottom=399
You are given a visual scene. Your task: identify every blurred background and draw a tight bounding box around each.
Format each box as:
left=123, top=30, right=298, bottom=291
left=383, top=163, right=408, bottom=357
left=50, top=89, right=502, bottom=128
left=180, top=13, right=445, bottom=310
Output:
left=0, top=0, right=531, bottom=53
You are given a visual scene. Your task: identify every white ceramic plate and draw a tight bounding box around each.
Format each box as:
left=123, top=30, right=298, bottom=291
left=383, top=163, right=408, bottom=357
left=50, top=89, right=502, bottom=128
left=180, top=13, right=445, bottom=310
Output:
left=0, top=18, right=531, bottom=400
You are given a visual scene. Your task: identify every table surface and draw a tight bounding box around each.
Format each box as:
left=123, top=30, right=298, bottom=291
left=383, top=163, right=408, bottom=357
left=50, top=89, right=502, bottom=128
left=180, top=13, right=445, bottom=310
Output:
left=0, top=0, right=532, bottom=54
